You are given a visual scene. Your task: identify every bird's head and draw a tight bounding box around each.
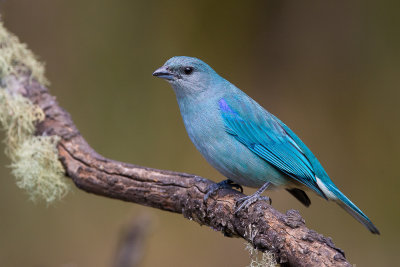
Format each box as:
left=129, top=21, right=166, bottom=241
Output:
left=153, top=56, right=222, bottom=97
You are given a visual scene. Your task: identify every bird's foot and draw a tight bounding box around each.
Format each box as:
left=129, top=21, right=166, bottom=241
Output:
left=204, top=179, right=243, bottom=202
left=235, top=182, right=271, bottom=214
left=235, top=195, right=271, bottom=213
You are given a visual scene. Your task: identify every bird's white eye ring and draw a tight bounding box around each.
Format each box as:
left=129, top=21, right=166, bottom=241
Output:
left=183, top=67, right=194, bottom=75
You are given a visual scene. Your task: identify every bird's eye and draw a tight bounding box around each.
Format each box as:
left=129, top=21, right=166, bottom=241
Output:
left=183, top=67, right=194, bottom=75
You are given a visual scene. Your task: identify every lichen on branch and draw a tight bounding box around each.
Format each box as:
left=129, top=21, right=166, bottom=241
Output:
left=0, top=21, right=47, bottom=85
left=0, top=21, right=69, bottom=203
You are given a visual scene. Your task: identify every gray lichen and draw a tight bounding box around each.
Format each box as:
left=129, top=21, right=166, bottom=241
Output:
left=0, top=20, right=48, bottom=85
left=245, top=243, right=277, bottom=267
left=0, top=20, right=70, bottom=203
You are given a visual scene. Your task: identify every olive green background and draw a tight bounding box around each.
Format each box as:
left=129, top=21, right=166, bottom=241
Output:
left=0, top=1, right=399, bottom=266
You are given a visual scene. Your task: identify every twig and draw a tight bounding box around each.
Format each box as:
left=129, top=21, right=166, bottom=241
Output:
left=113, top=214, right=152, bottom=267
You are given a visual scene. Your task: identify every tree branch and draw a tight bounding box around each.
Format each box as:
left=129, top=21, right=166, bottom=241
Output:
left=2, top=69, right=349, bottom=267
left=0, top=18, right=351, bottom=264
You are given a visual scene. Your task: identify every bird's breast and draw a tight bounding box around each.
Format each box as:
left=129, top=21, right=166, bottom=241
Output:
left=177, top=97, right=287, bottom=188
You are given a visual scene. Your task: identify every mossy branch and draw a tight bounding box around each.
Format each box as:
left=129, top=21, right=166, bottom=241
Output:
left=0, top=21, right=352, bottom=267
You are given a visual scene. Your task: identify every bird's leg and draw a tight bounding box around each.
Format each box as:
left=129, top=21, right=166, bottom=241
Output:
left=235, top=182, right=271, bottom=213
left=204, top=179, right=243, bottom=202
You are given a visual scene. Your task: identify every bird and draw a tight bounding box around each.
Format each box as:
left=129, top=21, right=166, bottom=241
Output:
left=152, top=56, right=380, bottom=234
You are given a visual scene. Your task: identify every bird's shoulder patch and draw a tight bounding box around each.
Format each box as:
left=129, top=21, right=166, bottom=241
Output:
left=217, top=95, right=326, bottom=198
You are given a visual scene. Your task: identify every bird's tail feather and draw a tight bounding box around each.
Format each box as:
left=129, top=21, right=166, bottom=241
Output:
left=329, top=185, right=380, bottom=235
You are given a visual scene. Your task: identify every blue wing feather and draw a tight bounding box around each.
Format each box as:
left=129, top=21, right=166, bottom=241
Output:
left=218, top=97, right=327, bottom=198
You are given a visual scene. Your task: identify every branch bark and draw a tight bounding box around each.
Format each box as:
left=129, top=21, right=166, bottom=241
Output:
left=6, top=69, right=351, bottom=267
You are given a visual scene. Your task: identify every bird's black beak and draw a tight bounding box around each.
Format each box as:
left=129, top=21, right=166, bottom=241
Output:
left=152, top=66, right=175, bottom=81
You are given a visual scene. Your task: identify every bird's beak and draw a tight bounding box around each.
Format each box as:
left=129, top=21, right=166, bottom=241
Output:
left=152, top=66, right=175, bottom=81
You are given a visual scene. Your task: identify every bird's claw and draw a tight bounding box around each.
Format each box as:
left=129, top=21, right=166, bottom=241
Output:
left=204, top=179, right=243, bottom=202
left=228, top=181, right=244, bottom=193
left=235, top=194, right=271, bottom=214
left=234, top=181, right=272, bottom=213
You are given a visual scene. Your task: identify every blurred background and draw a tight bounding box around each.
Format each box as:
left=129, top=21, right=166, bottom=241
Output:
left=0, top=1, right=399, bottom=266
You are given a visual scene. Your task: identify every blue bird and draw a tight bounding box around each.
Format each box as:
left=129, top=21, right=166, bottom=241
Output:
left=153, top=56, right=380, bottom=234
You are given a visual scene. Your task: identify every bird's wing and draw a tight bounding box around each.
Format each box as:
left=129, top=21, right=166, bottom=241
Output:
left=218, top=96, right=326, bottom=198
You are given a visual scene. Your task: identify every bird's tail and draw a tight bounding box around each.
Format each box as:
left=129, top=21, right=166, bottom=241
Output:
left=328, top=185, right=380, bottom=235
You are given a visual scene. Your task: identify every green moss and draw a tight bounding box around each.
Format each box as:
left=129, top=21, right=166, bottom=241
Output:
left=0, top=22, right=70, bottom=203
left=245, top=243, right=277, bottom=267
